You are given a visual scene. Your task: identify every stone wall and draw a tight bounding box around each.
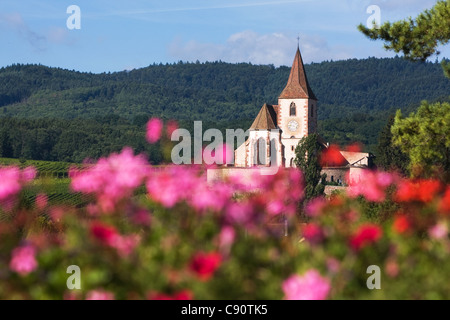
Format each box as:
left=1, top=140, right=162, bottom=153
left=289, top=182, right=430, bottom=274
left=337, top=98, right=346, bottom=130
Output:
left=321, top=168, right=348, bottom=185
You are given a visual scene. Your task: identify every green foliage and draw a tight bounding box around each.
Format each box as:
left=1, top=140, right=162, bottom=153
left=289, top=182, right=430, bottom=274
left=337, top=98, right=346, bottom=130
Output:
left=0, top=58, right=448, bottom=161
left=376, top=114, right=409, bottom=175
left=391, top=101, right=450, bottom=181
left=358, top=0, right=450, bottom=77
left=294, top=134, right=326, bottom=203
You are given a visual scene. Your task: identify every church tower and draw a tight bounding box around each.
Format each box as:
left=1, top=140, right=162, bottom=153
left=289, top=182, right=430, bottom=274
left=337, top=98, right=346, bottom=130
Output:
left=234, top=44, right=318, bottom=168
left=278, top=45, right=317, bottom=167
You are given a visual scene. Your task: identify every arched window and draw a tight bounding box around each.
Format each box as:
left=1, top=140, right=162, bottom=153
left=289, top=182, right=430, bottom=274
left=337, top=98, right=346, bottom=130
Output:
left=290, top=158, right=294, bottom=167
left=256, top=138, right=266, bottom=165
left=269, top=139, right=277, bottom=166
left=290, top=102, right=296, bottom=116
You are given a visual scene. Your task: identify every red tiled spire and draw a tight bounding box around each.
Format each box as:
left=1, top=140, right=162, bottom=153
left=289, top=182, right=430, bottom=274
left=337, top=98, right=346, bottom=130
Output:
left=279, top=46, right=317, bottom=100
left=249, top=103, right=278, bottom=130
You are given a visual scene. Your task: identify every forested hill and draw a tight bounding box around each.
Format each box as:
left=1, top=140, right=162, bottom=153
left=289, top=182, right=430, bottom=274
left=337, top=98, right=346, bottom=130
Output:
left=0, top=57, right=448, bottom=162
left=1, top=57, right=449, bottom=122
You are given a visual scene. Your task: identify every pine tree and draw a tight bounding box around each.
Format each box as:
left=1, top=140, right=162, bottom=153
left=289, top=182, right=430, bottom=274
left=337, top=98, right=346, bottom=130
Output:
left=294, top=133, right=326, bottom=203
left=358, top=0, right=450, bottom=78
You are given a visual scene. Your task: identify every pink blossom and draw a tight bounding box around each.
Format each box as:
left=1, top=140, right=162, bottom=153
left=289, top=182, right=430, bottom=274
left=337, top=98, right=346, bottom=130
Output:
left=225, top=202, right=254, bottom=226
left=348, top=170, right=396, bottom=202
left=71, top=148, right=149, bottom=212
left=302, top=223, right=324, bottom=245
left=129, top=208, right=151, bottom=226
left=146, top=165, right=197, bottom=208
left=219, top=226, right=236, bottom=248
left=166, top=120, right=179, bottom=138
left=326, top=258, right=340, bottom=274
left=282, top=270, right=331, bottom=300
left=86, top=290, right=115, bottom=300
left=0, top=166, right=36, bottom=208
left=35, top=193, right=48, bottom=210
left=9, top=244, right=38, bottom=276
left=22, top=166, right=37, bottom=182
left=111, top=234, right=141, bottom=257
left=146, top=118, right=163, bottom=143
left=90, top=222, right=140, bottom=257
left=428, top=223, right=448, bottom=240
left=0, top=167, right=22, bottom=203
left=305, top=197, right=326, bottom=217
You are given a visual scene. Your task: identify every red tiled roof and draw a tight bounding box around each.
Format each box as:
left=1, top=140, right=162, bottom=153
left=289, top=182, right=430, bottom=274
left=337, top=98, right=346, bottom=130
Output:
left=279, top=47, right=317, bottom=100
left=250, top=103, right=278, bottom=130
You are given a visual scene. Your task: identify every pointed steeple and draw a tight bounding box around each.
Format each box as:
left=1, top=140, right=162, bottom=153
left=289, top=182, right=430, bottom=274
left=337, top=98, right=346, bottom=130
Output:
left=279, top=46, right=316, bottom=100
left=250, top=103, right=278, bottom=130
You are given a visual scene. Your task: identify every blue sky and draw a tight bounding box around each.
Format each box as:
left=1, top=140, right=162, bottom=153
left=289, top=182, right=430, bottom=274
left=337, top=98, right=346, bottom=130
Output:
left=0, top=0, right=447, bottom=73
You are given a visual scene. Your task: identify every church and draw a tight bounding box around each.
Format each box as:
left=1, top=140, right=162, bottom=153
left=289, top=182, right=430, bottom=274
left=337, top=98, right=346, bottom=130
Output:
left=232, top=45, right=374, bottom=184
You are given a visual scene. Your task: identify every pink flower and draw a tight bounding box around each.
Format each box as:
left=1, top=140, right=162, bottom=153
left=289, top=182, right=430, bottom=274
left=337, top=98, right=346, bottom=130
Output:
left=225, top=202, right=254, bottom=226
left=90, top=223, right=119, bottom=246
left=0, top=167, right=22, bottom=202
left=90, top=222, right=139, bottom=257
left=0, top=166, right=36, bottom=209
left=166, top=120, right=178, bottom=138
left=148, top=290, right=193, bottom=300
left=302, top=223, right=324, bottom=244
left=282, top=270, right=331, bottom=300
left=111, top=234, right=141, bottom=257
left=348, top=170, right=396, bottom=202
left=129, top=208, right=151, bottom=227
left=86, top=290, right=115, bottom=300
left=305, top=197, right=326, bottom=217
left=22, top=166, right=37, bottom=182
left=71, top=148, right=149, bottom=212
left=219, top=226, right=236, bottom=248
left=146, top=118, right=163, bottom=143
left=428, top=223, right=448, bottom=240
left=35, top=193, right=48, bottom=210
left=9, top=244, right=38, bottom=276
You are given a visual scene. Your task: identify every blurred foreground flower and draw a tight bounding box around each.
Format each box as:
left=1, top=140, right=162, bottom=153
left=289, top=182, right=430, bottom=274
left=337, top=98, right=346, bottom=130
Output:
left=9, top=244, right=38, bottom=276
left=350, top=224, right=383, bottom=251
left=0, top=166, right=36, bottom=209
left=86, top=290, right=115, bottom=300
left=282, top=270, right=330, bottom=300
left=189, top=252, right=222, bottom=281
left=70, top=147, right=149, bottom=212
left=146, top=118, right=163, bottom=144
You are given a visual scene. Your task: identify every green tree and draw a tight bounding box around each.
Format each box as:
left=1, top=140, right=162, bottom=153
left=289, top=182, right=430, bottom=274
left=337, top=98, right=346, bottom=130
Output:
left=358, top=0, right=450, bottom=78
left=294, top=133, right=326, bottom=204
left=391, top=101, right=450, bottom=181
left=376, top=115, right=409, bottom=175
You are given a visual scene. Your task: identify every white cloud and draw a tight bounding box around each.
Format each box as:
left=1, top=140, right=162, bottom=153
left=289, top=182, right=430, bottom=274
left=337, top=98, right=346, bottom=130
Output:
left=168, top=31, right=353, bottom=66
left=0, top=13, right=45, bottom=51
